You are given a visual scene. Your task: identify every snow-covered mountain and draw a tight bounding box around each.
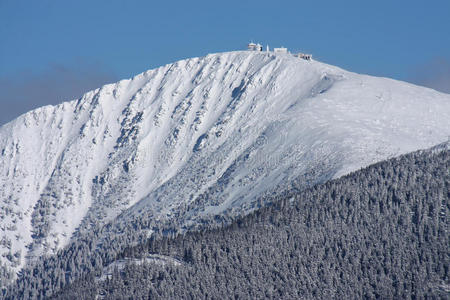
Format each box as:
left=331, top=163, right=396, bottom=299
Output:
left=1, top=50, right=449, bottom=275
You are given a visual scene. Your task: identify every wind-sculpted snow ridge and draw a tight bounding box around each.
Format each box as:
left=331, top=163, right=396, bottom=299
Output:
left=0, top=51, right=450, bottom=278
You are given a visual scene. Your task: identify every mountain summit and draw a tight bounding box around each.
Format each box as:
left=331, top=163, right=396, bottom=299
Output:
left=1, top=51, right=449, bottom=275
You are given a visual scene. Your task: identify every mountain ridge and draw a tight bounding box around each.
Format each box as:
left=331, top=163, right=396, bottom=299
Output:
left=1, top=50, right=450, bottom=276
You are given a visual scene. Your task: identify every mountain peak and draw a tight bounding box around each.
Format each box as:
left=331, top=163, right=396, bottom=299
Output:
left=1, top=50, right=449, bottom=275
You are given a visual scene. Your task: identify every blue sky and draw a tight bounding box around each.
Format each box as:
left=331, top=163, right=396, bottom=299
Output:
left=1, top=0, right=449, bottom=124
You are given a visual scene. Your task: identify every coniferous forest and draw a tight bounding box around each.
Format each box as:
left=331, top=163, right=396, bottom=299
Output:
left=3, top=146, right=449, bottom=299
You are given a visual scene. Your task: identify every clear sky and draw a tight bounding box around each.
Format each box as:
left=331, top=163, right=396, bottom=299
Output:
left=1, top=0, right=449, bottom=125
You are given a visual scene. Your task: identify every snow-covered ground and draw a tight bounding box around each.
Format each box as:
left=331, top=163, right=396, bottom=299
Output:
left=1, top=50, right=449, bottom=276
left=96, top=254, right=183, bottom=282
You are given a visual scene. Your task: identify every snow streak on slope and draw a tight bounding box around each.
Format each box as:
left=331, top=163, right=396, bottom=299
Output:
left=0, top=51, right=450, bottom=275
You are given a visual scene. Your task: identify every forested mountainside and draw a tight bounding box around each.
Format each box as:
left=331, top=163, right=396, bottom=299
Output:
left=1, top=50, right=450, bottom=277
left=5, top=143, right=448, bottom=299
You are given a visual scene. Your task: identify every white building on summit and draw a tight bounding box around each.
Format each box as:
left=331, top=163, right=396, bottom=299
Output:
left=247, top=42, right=312, bottom=60
left=247, top=42, right=263, bottom=51
left=295, top=53, right=312, bottom=60
left=273, top=47, right=288, bottom=53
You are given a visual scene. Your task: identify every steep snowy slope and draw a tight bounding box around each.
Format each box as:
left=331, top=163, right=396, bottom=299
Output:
left=1, top=51, right=449, bottom=275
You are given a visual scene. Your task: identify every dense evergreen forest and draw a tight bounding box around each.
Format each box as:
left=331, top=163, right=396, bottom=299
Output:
left=3, top=145, right=449, bottom=299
